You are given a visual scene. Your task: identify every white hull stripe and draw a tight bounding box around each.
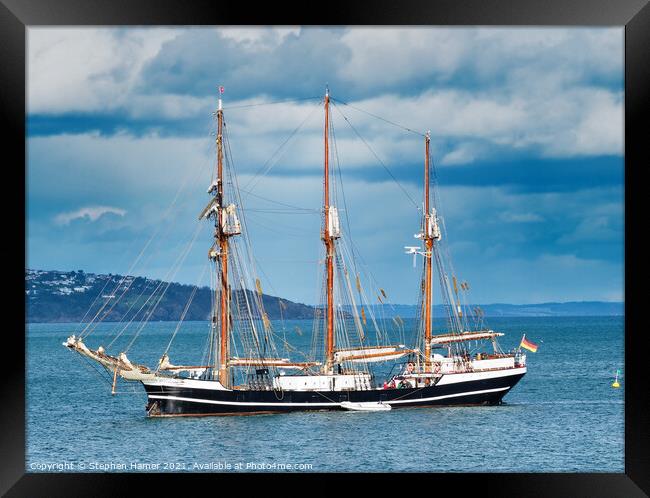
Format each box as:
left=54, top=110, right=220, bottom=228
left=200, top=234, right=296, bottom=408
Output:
left=436, top=366, right=526, bottom=385
left=143, top=367, right=526, bottom=392
left=148, top=387, right=510, bottom=408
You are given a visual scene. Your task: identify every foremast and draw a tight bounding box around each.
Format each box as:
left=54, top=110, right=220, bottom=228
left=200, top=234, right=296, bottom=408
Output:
left=216, top=92, right=230, bottom=386
left=203, top=87, right=241, bottom=387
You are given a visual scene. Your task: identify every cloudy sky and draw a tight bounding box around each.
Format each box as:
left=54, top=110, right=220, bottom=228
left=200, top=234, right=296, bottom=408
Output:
left=26, top=27, right=624, bottom=305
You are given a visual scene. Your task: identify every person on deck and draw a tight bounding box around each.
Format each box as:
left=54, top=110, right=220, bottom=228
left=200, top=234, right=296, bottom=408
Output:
left=403, top=362, right=415, bottom=375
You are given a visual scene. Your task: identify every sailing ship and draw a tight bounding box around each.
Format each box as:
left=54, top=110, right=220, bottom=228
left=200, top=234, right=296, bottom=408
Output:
left=63, top=87, right=527, bottom=416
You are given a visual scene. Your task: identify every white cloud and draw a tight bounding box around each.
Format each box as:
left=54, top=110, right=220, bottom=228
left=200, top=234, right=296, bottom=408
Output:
left=338, top=27, right=622, bottom=94
left=546, top=89, right=624, bottom=157
left=27, top=27, right=624, bottom=164
left=440, top=143, right=481, bottom=165
left=28, top=132, right=213, bottom=202
left=127, top=93, right=215, bottom=120
left=558, top=212, right=622, bottom=244
left=350, top=89, right=622, bottom=161
left=28, top=27, right=181, bottom=114
left=218, top=27, right=300, bottom=45
left=339, top=28, right=469, bottom=89
left=216, top=85, right=624, bottom=172
left=54, top=206, right=127, bottom=225
left=500, top=212, right=544, bottom=223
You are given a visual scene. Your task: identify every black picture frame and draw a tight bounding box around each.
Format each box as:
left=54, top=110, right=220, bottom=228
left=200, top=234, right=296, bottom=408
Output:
left=3, top=0, right=648, bottom=495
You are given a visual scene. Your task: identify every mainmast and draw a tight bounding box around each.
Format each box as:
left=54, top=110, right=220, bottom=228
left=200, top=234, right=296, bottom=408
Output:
left=322, top=88, right=339, bottom=374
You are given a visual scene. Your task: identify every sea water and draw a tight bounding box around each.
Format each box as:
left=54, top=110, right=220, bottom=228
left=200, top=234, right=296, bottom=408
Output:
left=26, top=316, right=624, bottom=472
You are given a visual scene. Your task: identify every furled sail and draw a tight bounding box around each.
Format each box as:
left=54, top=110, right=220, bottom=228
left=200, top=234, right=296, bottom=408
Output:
left=228, top=357, right=321, bottom=369
left=198, top=197, right=219, bottom=220
left=63, top=335, right=157, bottom=381
left=158, top=354, right=209, bottom=375
left=430, top=330, right=504, bottom=345
left=333, top=345, right=417, bottom=364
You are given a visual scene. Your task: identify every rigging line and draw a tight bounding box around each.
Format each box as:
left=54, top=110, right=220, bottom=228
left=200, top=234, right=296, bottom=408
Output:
left=74, top=353, right=114, bottom=387
left=324, top=190, right=383, bottom=332
left=205, top=263, right=217, bottom=374
left=331, top=97, right=426, bottom=138
left=242, top=99, right=323, bottom=192
left=106, top=274, right=169, bottom=350
left=329, top=109, right=360, bottom=280
left=83, top=215, right=186, bottom=341
left=158, top=262, right=209, bottom=368
left=86, top=155, right=211, bottom=338
left=81, top=273, right=141, bottom=340
left=244, top=214, right=310, bottom=238
left=86, top=254, right=179, bottom=337
left=223, top=123, right=276, bottom=361
left=224, top=119, right=273, bottom=291
left=245, top=209, right=315, bottom=234
left=224, top=138, right=282, bottom=369
left=110, top=222, right=206, bottom=352
left=239, top=187, right=318, bottom=212
left=338, top=243, right=384, bottom=345
left=429, top=144, right=440, bottom=184
left=84, top=207, right=189, bottom=341
left=251, top=256, right=299, bottom=358
left=222, top=96, right=321, bottom=110
left=73, top=262, right=125, bottom=333
left=105, top=277, right=155, bottom=339
left=242, top=208, right=318, bottom=214
left=237, top=275, right=265, bottom=359
left=80, top=112, right=215, bottom=338
left=79, top=141, right=209, bottom=340
left=110, top=390, right=148, bottom=396
left=331, top=102, right=420, bottom=211
left=223, top=121, right=258, bottom=275
left=73, top=212, right=173, bottom=336
left=83, top=199, right=190, bottom=336
left=124, top=222, right=206, bottom=353
left=344, top=232, right=402, bottom=323
left=255, top=259, right=320, bottom=263
left=338, top=247, right=365, bottom=345
left=223, top=118, right=304, bottom=367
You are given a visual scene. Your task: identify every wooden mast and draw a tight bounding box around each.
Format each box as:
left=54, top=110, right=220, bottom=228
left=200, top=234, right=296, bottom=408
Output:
left=323, top=88, right=335, bottom=374
left=216, top=90, right=230, bottom=386
left=423, top=132, right=433, bottom=371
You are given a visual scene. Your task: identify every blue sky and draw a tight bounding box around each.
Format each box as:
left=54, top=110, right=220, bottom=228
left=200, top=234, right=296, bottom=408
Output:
left=26, top=27, right=624, bottom=305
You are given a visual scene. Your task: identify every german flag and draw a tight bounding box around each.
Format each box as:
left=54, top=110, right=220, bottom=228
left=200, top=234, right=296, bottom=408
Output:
left=520, top=335, right=538, bottom=353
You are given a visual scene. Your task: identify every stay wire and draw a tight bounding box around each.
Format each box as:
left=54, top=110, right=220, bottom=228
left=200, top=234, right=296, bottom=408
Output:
left=243, top=99, right=323, bottom=192
left=331, top=97, right=426, bottom=138
left=239, top=187, right=318, bottom=213
left=331, top=102, right=420, bottom=211
left=223, top=96, right=321, bottom=110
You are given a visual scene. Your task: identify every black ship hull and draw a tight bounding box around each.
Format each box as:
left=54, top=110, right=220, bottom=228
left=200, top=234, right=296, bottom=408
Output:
left=142, top=369, right=526, bottom=417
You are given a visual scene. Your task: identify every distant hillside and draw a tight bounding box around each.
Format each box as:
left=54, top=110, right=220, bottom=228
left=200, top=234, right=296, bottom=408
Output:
left=25, top=269, right=315, bottom=323
left=358, top=301, right=624, bottom=318
left=25, top=269, right=624, bottom=323
left=464, top=301, right=623, bottom=317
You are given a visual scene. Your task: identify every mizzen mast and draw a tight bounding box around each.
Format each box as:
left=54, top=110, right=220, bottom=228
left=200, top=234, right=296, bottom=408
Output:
left=322, top=87, right=340, bottom=374
left=422, top=131, right=440, bottom=371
